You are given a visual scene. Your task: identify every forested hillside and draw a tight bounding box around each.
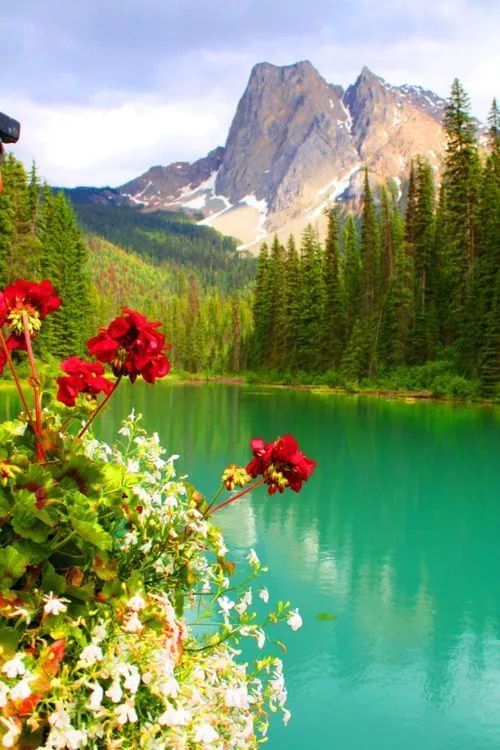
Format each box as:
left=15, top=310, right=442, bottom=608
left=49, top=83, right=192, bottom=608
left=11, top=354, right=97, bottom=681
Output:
left=0, top=157, right=252, bottom=373
left=251, top=83, right=499, bottom=397
left=63, top=188, right=256, bottom=290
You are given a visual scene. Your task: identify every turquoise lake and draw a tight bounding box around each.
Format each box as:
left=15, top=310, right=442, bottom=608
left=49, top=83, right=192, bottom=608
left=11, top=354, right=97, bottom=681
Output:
left=2, top=383, right=500, bottom=748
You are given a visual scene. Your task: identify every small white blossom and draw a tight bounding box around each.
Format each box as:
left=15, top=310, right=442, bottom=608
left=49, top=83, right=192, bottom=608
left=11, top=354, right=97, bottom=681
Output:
left=127, top=460, right=140, bottom=473
left=246, top=549, right=260, bottom=566
left=287, top=608, right=303, bottom=631
left=193, top=723, right=219, bottom=745
left=256, top=629, right=266, bottom=650
left=124, top=612, right=143, bottom=633
left=9, top=676, right=32, bottom=702
left=79, top=644, right=103, bottom=666
left=115, top=701, right=138, bottom=725
left=2, top=654, right=25, bottom=679
left=91, top=622, right=108, bottom=644
left=283, top=708, right=292, bottom=725
left=235, top=589, right=252, bottom=615
left=48, top=709, right=72, bottom=730
left=217, top=596, right=235, bottom=617
left=43, top=593, right=70, bottom=617
left=87, top=682, right=103, bottom=711
left=118, top=426, right=131, bottom=437
left=105, top=681, right=123, bottom=704
left=0, top=717, right=20, bottom=748
left=127, top=594, right=146, bottom=612
left=123, top=531, right=138, bottom=547
left=159, top=676, right=179, bottom=698
left=158, top=706, right=191, bottom=726
left=225, top=686, right=250, bottom=709
left=259, top=587, right=269, bottom=603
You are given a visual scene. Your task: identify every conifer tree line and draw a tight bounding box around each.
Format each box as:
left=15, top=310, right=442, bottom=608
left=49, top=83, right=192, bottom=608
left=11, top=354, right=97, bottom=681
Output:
left=0, top=155, right=92, bottom=358
left=0, top=156, right=253, bottom=374
left=251, top=81, right=500, bottom=396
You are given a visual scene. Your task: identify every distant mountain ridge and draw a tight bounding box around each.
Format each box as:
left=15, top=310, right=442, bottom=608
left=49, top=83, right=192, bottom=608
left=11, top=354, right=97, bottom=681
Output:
left=75, top=62, right=483, bottom=249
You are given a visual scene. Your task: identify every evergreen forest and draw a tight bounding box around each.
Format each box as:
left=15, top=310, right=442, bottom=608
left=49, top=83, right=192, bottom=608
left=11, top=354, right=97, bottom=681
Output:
left=0, top=79, right=498, bottom=398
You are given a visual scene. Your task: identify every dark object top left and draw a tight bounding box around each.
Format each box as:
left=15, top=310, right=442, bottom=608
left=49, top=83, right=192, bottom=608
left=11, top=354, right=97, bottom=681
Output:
left=0, top=112, right=21, bottom=143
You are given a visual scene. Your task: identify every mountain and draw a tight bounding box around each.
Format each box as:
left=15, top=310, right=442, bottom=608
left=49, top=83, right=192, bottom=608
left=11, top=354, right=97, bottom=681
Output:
left=82, top=62, right=475, bottom=249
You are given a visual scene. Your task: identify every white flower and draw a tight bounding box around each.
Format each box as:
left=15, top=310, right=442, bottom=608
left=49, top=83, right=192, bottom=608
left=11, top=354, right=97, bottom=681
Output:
left=9, top=676, right=32, bottom=702
left=287, top=608, right=303, bottom=631
left=2, top=654, right=25, bottom=679
left=0, top=717, right=20, bottom=748
left=123, top=667, right=141, bottom=693
left=10, top=606, right=31, bottom=624
left=225, top=686, right=249, bottom=709
left=259, top=587, right=269, bottom=604
left=48, top=727, right=88, bottom=749
left=106, top=680, right=123, bottom=704
left=87, top=682, right=103, bottom=711
left=115, top=701, right=138, bottom=725
left=235, top=589, right=252, bottom=615
left=256, top=629, right=266, bottom=650
left=217, top=596, right=235, bottom=617
left=159, top=676, right=179, bottom=698
left=118, top=426, right=131, bottom=437
left=193, top=723, right=219, bottom=745
left=0, top=682, right=9, bottom=708
left=91, top=622, right=108, bottom=644
left=127, top=594, right=146, bottom=612
left=246, top=549, right=260, bottom=566
left=158, top=706, right=191, bottom=726
left=43, top=593, right=70, bottom=616
left=283, top=708, right=292, bottom=725
left=48, top=709, right=72, bottom=730
left=123, top=531, right=138, bottom=547
left=127, top=460, right=140, bottom=473
left=79, top=644, right=103, bottom=666
left=124, top=612, right=143, bottom=633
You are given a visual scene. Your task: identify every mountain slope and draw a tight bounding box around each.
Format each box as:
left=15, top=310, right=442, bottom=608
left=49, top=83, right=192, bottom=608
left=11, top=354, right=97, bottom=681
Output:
left=72, top=61, right=485, bottom=250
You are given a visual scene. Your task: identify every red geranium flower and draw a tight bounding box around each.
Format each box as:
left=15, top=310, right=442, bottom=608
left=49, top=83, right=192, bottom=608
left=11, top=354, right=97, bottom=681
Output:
left=56, top=356, right=114, bottom=407
left=246, top=434, right=316, bottom=494
left=87, top=308, right=171, bottom=383
left=0, top=279, right=61, bottom=347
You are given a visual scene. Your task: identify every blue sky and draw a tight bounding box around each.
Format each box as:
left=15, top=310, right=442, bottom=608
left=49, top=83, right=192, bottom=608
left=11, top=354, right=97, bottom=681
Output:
left=1, top=0, right=498, bottom=186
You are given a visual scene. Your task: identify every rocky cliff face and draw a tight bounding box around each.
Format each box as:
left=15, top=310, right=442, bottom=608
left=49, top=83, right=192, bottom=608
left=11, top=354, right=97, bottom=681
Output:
left=115, top=61, right=454, bottom=248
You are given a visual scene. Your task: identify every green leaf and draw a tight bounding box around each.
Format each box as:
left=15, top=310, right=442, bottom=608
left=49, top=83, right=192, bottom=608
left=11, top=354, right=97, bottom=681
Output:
left=70, top=516, right=112, bottom=551
left=41, top=563, right=67, bottom=595
left=0, top=626, right=20, bottom=654
left=0, top=546, right=29, bottom=590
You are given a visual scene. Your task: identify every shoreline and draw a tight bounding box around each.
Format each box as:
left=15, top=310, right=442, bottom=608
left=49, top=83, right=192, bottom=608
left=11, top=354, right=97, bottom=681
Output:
left=160, top=374, right=497, bottom=407
left=1, top=373, right=496, bottom=408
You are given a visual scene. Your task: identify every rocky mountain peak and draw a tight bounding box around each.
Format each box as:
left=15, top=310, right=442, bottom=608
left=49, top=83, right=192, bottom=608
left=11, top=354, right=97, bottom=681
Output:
left=108, top=61, right=463, bottom=250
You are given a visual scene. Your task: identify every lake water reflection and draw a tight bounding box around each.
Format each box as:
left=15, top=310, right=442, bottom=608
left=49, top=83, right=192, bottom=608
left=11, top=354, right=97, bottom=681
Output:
left=2, top=383, right=500, bottom=749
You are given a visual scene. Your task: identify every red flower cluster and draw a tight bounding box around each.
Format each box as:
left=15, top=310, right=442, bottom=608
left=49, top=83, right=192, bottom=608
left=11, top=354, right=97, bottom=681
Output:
left=56, top=356, right=114, bottom=407
left=87, top=308, right=171, bottom=383
left=246, top=434, right=316, bottom=494
left=0, top=279, right=61, bottom=353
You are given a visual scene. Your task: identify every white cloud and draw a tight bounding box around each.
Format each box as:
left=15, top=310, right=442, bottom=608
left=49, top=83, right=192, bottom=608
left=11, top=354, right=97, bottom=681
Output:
left=8, top=95, right=233, bottom=187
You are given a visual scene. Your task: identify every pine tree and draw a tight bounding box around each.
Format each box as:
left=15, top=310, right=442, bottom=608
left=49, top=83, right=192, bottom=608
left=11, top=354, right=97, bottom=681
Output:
left=297, top=225, right=325, bottom=372
left=251, top=243, right=271, bottom=368
left=343, top=214, right=361, bottom=338
left=267, top=235, right=287, bottom=369
left=441, top=79, right=481, bottom=347
left=282, top=235, right=301, bottom=371
left=322, top=209, right=345, bottom=369
left=360, top=170, right=380, bottom=315
left=411, top=159, right=437, bottom=362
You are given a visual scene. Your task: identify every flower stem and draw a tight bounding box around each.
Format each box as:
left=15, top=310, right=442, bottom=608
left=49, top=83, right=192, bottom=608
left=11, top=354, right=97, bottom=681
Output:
left=0, top=330, right=36, bottom=434
left=21, top=312, right=44, bottom=460
left=208, top=478, right=265, bottom=515
left=77, top=376, right=122, bottom=438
